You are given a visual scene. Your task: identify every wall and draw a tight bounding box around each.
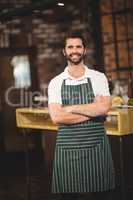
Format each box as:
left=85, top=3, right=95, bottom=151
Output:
left=100, top=0, right=133, bottom=96
left=0, top=0, right=95, bottom=98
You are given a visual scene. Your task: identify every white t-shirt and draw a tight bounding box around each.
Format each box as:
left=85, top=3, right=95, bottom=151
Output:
left=48, top=66, right=110, bottom=105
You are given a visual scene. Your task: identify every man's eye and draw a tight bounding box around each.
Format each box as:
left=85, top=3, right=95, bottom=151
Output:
left=76, top=46, right=82, bottom=48
left=67, top=46, right=73, bottom=49
left=67, top=45, right=83, bottom=49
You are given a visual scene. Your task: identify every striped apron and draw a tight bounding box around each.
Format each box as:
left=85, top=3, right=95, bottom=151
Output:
left=51, top=78, right=115, bottom=193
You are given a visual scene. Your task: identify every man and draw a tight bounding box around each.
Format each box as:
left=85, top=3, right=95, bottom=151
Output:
left=48, top=32, right=115, bottom=200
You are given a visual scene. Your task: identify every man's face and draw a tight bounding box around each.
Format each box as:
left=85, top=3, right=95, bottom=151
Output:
left=63, top=38, right=86, bottom=65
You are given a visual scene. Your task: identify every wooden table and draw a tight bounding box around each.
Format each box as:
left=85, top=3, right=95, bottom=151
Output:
left=16, top=107, right=133, bottom=135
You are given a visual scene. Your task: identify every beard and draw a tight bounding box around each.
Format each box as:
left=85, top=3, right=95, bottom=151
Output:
left=64, top=52, right=85, bottom=65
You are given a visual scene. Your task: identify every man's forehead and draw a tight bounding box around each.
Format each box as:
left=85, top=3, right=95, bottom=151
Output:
left=66, top=38, right=83, bottom=45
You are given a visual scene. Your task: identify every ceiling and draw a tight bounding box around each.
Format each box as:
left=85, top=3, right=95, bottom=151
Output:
left=0, top=0, right=63, bottom=23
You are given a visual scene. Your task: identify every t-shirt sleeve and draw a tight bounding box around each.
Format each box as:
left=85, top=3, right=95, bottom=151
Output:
left=48, top=77, right=62, bottom=104
left=94, top=73, right=110, bottom=96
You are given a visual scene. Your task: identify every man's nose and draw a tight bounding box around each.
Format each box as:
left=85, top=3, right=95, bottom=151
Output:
left=72, top=47, right=78, bottom=53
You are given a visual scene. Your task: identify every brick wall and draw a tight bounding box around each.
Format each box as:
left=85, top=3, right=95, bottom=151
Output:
left=100, top=0, right=133, bottom=84
left=0, top=0, right=94, bottom=92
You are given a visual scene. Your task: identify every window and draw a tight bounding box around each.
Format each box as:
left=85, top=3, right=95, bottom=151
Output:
left=11, top=55, right=31, bottom=88
left=100, top=0, right=133, bottom=95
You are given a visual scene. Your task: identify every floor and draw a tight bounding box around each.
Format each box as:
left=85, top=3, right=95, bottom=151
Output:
left=0, top=150, right=132, bottom=200
left=0, top=150, right=61, bottom=200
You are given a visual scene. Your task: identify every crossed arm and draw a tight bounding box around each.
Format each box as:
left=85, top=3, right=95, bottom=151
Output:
left=48, top=95, right=111, bottom=125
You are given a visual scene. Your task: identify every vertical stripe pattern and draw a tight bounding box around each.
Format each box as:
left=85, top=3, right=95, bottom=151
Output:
left=51, top=78, right=115, bottom=193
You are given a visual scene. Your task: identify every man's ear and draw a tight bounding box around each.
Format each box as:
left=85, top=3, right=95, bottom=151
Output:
left=84, top=48, right=87, bottom=55
left=62, top=49, right=65, bottom=56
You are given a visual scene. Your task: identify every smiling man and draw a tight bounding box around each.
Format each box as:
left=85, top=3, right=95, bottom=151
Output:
left=48, top=32, right=115, bottom=200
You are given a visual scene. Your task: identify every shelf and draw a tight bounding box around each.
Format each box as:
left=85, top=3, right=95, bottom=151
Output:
left=16, top=107, right=133, bottom=136
left=16, top=108, right=58, bottom=131
left=105, top=108, right=133, bottom=135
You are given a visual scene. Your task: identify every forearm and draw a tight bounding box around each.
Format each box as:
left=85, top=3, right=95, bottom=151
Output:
left=49, top=105, right=89, bottom=125
left=55, top=112, right=89, bottom=124
left=64, top=97, right=111, bottom=117
left=66, top=103, right=108, bottom=117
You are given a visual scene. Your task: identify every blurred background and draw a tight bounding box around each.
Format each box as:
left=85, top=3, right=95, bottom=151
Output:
left=0, top=0, right=133, bottom=200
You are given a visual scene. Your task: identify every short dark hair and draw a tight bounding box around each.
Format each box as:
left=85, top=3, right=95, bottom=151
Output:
left=63, top=32, right=87, bottom=48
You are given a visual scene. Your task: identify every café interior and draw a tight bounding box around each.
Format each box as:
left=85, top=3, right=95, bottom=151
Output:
left=0, top=0, right=133, bottom=200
